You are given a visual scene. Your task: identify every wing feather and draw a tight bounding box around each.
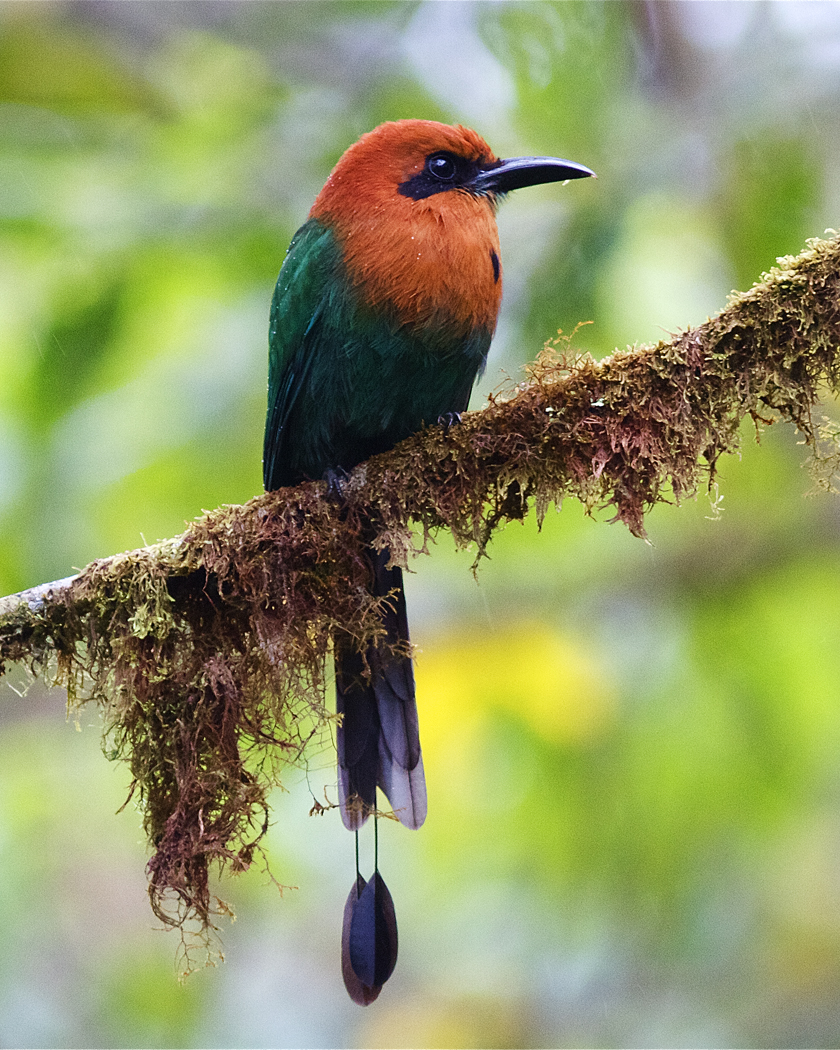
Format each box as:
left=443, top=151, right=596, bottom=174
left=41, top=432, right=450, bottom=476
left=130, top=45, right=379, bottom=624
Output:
left=263, top=219, right=340, bottom=491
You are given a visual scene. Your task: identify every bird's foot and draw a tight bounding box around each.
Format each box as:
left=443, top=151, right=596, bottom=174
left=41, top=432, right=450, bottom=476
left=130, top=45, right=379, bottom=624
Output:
left=437, top=411, right=462, bottom=432
left=323, top=466, right=352, bottom=501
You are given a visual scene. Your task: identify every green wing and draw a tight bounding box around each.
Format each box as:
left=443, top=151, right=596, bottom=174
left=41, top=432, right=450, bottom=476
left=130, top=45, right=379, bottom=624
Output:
left=263, top=219, right=342, bottom=491
left=263, top=217, right=492, bottom=490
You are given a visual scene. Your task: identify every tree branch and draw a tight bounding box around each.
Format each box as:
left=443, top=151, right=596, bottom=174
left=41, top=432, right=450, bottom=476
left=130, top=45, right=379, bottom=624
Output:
left=3, top=233, right=840, bottom=943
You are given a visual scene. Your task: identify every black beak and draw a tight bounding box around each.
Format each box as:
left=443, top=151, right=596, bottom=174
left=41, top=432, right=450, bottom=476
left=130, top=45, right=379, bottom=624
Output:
left=470, top=156, right=595, bottom=195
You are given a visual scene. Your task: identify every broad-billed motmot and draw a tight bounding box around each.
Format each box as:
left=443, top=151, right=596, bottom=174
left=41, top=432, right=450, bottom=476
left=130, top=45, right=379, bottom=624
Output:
left=263, top=119, right=594, bottom=1003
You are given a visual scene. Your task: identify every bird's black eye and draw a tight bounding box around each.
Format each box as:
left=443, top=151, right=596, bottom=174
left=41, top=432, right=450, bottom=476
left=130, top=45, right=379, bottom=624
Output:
left=427, top=153, right=457, bottom=181
left=399, top=151, right=482, bottom=200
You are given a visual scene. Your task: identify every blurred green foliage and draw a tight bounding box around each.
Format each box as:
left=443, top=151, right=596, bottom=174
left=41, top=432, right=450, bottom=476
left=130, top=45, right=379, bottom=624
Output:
left=2, top=1, right=840, bottom=1047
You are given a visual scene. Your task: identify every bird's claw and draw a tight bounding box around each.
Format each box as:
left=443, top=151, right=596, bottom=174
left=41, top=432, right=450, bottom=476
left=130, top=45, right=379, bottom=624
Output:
left=437, top=411, right=462, bottom=432
left=323, top=466, right=351, bottom=500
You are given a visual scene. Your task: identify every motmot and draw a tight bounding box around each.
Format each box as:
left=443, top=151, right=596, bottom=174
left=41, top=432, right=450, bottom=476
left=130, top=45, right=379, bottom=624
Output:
left=263, top=119, right=593, bottom=1003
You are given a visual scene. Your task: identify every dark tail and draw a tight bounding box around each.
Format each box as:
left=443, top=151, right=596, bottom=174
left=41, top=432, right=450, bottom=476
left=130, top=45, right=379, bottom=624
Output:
left=334, top=547, right=427, bottom=831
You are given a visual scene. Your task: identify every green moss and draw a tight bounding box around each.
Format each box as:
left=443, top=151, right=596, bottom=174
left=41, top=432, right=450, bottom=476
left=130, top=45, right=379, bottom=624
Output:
left=3, top=233, right=840, bottom=950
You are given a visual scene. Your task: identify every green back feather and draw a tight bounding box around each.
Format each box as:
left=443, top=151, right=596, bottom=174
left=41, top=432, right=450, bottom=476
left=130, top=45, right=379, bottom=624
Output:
left=263, top=218, right=491, bottom=490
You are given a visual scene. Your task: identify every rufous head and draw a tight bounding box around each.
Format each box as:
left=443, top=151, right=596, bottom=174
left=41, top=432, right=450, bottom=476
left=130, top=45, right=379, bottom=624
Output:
left=311, top=121, right=500, bottom=220
left=311, top=119, right=593, bottom=219
left=309, top=120, right=593, bottom=336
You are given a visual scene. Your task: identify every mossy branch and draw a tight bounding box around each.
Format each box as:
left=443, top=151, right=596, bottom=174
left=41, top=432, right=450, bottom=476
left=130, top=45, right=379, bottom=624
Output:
left=2, top=233, right=840, bottom=939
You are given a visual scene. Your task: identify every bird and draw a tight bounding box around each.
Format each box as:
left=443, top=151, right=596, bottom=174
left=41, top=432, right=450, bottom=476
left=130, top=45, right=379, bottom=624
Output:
left=263, top=119, right=594, bottom=1003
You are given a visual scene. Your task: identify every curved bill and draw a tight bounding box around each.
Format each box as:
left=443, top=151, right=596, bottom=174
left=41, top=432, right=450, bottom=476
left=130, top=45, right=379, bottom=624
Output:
left=470, top=156, right=596, bottom=195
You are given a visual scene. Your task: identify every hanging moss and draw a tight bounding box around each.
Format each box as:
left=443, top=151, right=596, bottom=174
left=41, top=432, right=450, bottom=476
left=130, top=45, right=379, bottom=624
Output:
left=2, top=233, right=840, bottom=947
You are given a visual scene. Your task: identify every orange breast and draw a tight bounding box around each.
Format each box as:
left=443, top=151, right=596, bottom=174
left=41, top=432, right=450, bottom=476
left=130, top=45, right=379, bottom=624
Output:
left=327, top=191, right=502, bottom=338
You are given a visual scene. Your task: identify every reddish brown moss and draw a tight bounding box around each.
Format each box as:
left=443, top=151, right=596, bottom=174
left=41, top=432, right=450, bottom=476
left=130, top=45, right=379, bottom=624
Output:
left=2, top=233, right=840, bottom=943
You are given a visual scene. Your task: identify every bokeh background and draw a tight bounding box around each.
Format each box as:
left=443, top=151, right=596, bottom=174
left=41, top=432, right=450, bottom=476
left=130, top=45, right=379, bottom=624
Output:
left=2, top=1, right=840, bottom=1046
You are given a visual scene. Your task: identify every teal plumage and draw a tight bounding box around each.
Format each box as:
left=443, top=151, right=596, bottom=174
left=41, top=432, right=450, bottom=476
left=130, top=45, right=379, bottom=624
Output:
left=263, top=218, right=491, bottom=491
